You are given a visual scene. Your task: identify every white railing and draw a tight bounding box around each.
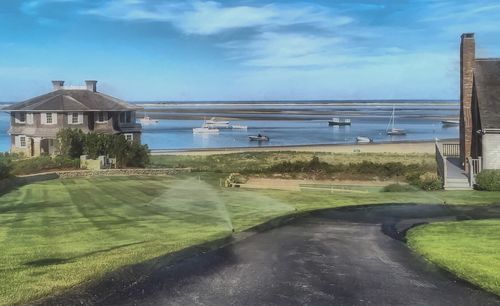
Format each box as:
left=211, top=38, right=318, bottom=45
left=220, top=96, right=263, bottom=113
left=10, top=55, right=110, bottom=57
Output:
left=467, top=157, right=482, bottom=186
left=435, top=142, right=447, bottom=188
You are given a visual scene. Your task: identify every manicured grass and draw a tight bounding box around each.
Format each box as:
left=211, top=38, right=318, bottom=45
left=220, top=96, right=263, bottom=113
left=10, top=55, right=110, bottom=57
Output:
left=1, top=175, right=500, bottom=305
left=407, top=220, right=500, bottom=296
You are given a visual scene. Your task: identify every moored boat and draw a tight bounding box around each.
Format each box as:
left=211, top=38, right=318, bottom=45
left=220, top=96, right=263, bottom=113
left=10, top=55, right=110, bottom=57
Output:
left=329, top=118, right=351, bottom=126
left=139, top=115, right=159, bottom=124
left=205, top=117, right=230, bottom=128
left=356, top=136, right=372, bottom=143
left=386, top=106, right=406, bottom=136
left=249, top=134, right=270, bottom=141
left=193, top=127, right=219, bottom=134
left=231, top=124, right=248, bottom=130
left=441, top=120, right=459, bottom=125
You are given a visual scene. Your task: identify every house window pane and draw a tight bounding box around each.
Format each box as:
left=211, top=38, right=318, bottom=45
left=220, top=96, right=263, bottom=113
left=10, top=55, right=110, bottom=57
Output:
left=97, top=112, right=105, bottom=122
left=20, top=136, right=26, bottom=147
left=120, top=112, right=126, bottom=123
left=125, top=134, right=133, bottom=141
left=46, top=113, right=52, bottom=124
left=126, top=112, right=131, bottom=123
left=72, top=113, right=78, bottom=124
left=19, top=113, right=26, bottom=123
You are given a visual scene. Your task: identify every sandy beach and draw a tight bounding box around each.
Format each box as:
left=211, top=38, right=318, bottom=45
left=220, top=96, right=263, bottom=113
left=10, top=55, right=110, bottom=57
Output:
left=152, top=139, right=451, bottom=156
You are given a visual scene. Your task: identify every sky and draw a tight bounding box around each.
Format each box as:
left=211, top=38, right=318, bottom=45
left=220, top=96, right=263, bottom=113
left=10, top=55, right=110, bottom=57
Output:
left=0, top=0, right=499, bottom=101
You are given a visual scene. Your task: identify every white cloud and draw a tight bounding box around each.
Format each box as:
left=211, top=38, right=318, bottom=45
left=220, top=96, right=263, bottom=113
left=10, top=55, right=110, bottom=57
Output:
left=20, top=0, right=79, bottom=15
left=83, top=1, right=353, bottom=35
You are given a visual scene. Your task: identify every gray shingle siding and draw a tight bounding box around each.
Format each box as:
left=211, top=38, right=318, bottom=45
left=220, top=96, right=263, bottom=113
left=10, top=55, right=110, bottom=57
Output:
left=482, top=134, right=500, bottom=169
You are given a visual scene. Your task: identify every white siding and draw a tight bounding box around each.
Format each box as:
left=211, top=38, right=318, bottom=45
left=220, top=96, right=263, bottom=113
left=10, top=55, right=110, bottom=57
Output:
left=482, top=134, right=500, bottom=169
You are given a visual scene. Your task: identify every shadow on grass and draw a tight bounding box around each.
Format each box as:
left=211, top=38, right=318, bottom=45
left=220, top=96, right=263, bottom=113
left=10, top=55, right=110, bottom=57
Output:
left=24, top=241, right=147, bottom=267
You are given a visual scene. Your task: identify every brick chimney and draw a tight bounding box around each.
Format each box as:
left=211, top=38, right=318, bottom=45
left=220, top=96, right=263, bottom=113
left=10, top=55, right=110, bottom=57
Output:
left=85, top=80, right=97, bottom=92
left=460, top=33, right=475, bottom=168
left=52, top=80, right=65, bottom=91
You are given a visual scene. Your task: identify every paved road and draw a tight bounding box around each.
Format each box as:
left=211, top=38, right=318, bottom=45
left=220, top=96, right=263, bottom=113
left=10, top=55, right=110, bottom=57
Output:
left=96, top=204, right=500, bottom=306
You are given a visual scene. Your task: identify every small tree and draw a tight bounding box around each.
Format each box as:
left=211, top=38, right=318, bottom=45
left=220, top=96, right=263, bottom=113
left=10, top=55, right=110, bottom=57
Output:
left=127, top=143, right=150, bottom=167
left=57, top=128, right=85, bottom=158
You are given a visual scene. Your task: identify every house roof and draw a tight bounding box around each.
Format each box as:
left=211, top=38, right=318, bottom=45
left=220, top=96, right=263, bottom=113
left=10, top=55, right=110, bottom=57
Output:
left=2, top=89, right=141, bottom=112
left=474, top=59, right=500, bottom=130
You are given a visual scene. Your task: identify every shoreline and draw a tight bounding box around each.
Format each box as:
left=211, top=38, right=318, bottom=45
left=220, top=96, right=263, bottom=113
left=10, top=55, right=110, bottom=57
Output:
left=151, top=139, right=457, bottom=155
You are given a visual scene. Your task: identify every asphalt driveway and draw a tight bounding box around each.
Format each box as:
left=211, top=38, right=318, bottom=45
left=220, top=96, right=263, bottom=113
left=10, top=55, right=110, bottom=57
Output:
left=95, top=204, right=500, bottom=306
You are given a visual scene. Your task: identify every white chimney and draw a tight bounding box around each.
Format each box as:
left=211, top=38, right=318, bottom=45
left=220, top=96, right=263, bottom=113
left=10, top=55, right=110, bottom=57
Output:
left=85, top=80, right=97, bottom=92
left=52, top=80, right=65, bottom=91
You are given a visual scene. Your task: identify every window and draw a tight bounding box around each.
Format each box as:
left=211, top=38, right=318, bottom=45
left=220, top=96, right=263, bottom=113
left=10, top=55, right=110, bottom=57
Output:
left=15, top=112, right=26, bottom=123
left=71, top=112, right=79, bottom=124
left=46, top=113, right=53, bottom=124
left=124, top=133, right=133, bottom=142
left=19, top=136, right=26, bottom=148
left=120, top=111, right=132, bottom=124
left=97, top=112, right=107, bottom=123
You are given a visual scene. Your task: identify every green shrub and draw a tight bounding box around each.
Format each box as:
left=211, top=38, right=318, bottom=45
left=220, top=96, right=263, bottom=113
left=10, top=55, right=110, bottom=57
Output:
left=11, top=156, right=79, bottom=175
left=0, top=160, right=11, bottom=179
left=476, top=170, right=500, bottom=191
left=382, top=184, right=417, bottom=192
left=413, top=172, right=442, bottom=191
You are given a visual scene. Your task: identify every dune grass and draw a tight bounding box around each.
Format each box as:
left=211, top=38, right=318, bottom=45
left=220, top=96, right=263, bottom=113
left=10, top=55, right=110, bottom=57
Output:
left=150, top=151, right=436, bottom=173
left=1, top=175, right=500, bottom=305
left=407, top=220, right=500, bottom=296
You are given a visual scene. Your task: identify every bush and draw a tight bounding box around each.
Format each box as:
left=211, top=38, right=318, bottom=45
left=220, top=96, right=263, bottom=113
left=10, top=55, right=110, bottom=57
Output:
left=476, top=170, right=500, bottom=191
left=413, top=172, right=442, bottom=191
left=0, top=160, right=11, bottom=180
left=11, top=156, right=79, bottom=175
left=382, top=184, right=418, bottom=192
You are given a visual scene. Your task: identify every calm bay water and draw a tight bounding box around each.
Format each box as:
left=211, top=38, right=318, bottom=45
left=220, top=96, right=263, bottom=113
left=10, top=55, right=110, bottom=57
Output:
left=0, top=101, right=460, bottom=152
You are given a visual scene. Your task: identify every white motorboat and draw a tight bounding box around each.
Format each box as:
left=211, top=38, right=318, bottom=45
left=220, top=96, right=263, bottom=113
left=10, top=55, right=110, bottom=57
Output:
left=249, top=134, right=270, bottom=141
left=386, top=106, right=406, bottom=136
left=205, top=117, right=230, bottom=128
left=356, top=136, right=372, bottom=144
left=231, top=124, right=248, bottom=130
left=139, top=115, right=159, bottom=124
left=441, top=120, right=459, bottom=125
left=193, top=127, right=219, bottom=134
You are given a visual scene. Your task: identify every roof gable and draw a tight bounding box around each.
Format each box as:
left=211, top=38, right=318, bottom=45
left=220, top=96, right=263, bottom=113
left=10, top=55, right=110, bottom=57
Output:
left=474, top=59, right=500, bottom=129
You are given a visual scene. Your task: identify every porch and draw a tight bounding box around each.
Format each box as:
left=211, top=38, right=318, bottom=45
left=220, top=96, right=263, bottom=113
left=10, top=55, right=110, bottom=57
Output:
left=435, top=141, right=482, bottom=190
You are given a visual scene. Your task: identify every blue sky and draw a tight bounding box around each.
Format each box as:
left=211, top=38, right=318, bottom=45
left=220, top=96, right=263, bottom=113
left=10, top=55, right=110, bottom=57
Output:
left=0, top=0, right=499, bottom=101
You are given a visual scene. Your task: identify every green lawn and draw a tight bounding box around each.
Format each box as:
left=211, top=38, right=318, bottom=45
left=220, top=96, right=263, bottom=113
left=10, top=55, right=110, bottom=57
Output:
left=407, top=220, right=500, bottom=296
left=1, top=175, right=500, bottom=305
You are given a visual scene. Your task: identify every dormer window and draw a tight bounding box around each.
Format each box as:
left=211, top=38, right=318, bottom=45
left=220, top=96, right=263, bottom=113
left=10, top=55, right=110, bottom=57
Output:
left=71, top=112, right=78, bottom=124
left=46, top=113, right=53, bottom=124
left=67, top=112, right=82, bottom=125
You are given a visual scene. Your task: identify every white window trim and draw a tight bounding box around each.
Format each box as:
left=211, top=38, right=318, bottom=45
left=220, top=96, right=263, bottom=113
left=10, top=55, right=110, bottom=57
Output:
left=67, top=112, right=83, bottom=125
left=96, top=111, right=108, bottom=123
left=26, top=113, right=34, bottom=125
left=124, top=133, right=134, bottom=142
left=17, top=135, right=27, bottom=148
left=42, top=112, right=58, bottom=125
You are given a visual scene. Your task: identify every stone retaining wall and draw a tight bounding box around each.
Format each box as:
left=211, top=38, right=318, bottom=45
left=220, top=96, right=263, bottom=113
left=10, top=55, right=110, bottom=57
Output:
left=56, top=168, right=191, bottom=178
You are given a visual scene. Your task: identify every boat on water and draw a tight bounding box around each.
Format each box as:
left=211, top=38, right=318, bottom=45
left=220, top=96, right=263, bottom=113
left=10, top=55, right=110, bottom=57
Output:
left=193, top=127, right=219, bottom=134
left=356, top=136, right=372, bottom=144
left=139, top=115, right=159, bottom=124
left=386, top=106, right=406, bottom=136
left=205, top=117, right=230, bottom=128
left=441, top=120, right=459, bottom=125
left=329, top=118, right=351, bottom=126
left=231, top=124, right=248, bottom=130
left=249, top=134, right=270, bottom=141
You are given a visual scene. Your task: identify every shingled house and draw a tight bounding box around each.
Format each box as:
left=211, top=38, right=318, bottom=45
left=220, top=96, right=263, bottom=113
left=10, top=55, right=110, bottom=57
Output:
left=3, top=80, right=142, bottom=157
left=436, top=33, right=500, bottom=189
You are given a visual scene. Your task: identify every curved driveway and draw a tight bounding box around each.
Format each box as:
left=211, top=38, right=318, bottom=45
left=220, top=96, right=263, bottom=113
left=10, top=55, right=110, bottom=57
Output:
left=100, top=204, right=500, bottom=306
